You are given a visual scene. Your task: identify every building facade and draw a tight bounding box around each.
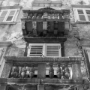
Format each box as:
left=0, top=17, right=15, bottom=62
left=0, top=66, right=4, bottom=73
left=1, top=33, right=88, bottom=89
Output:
left=0, top=0, right=89, bottom=90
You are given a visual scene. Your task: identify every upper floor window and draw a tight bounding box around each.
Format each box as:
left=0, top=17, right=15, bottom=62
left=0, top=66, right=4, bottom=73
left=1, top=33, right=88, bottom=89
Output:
left=77, top=10, right=86, bottom=21
left=73, top=8, right=90, bottom=22
left=28, top=44, right=61, bottom=57
left=0, top=9, right=19, bottom=23
left=86, top=10, right=90, bottom=21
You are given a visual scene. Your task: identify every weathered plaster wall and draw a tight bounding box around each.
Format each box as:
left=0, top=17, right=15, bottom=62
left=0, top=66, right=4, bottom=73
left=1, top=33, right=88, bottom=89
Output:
left=64, top=38, right=81, bottom=57
left=77, top=24, right=90, bottom=40
left=0, top=9, right=26, bottom=48
left=0, top=2, right=89, bottom=79
left=0, top=8, right=26, bottom=77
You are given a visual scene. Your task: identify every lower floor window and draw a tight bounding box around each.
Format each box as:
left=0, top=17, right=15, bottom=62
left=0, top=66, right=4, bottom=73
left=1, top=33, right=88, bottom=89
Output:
left=28, top=43, right=61, bottom=57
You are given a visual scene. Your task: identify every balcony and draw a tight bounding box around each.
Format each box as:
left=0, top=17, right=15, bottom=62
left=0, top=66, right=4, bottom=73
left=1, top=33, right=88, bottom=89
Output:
left=0, top=56, right=87, bottom=87
left=24, top=37, right=67, bottom=43
left=22, top=7, right=70, bottom=41
left=0, top=78, right=84, bottom=85
left=4, top=56, right=82, bottom=63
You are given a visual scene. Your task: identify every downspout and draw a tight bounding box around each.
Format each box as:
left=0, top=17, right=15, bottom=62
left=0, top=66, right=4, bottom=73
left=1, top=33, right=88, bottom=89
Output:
left=82, top=49, right=90, bottom=80
left=0, top=42, right=12, bottom=77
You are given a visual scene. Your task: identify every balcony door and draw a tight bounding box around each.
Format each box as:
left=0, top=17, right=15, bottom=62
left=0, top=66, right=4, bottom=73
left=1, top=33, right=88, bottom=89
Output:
left=37, top=21, right=43, bottom=36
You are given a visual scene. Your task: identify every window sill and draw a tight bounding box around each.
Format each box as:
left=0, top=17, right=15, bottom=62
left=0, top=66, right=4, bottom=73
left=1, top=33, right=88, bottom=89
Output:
left=0, top=22, right=17, bottom=25
left=76, top=21, right=90, bottom=24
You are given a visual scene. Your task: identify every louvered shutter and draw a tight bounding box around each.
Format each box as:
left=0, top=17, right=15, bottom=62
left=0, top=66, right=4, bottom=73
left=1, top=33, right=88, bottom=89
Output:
left=46, top=44, right=61, bottom=57
left=6, top=10, right=17, bottom=22
left=30, top=45, right=43, bottom=56
left=0, top=10, right=8, bottom=22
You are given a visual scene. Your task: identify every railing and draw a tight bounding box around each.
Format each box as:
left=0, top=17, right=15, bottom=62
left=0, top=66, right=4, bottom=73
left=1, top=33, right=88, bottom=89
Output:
left=0, top=78, right=84, bottom=85
left=4, top=56, right=82, bottom=63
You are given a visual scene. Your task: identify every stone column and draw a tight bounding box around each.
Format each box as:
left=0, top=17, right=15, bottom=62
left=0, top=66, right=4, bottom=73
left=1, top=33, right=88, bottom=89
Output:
left=38, top=64, right=46, bottom=78
left=37, top=85, right=44, bottom=90
left=72, top=62, right=82, bottom=81
left=0, top=84, right=6, bottom=90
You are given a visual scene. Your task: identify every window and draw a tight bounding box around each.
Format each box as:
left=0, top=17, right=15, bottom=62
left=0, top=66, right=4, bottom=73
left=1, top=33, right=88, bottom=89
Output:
left=46, top=44, right=60, bottom=57
left=28, top=44, right=61, bottom=57
left=6, top=10, right=16, bottom=21
left=74, top=8, right=90, bottom=22
left=0, top=9, right=18, bottom=23
left=0, top=10, right=8, bottom=22
left=77, top=10, right=86, bottom=21
left=86, top=10, right=90, bottom=21
left=29, top=45, right=43, bottom=56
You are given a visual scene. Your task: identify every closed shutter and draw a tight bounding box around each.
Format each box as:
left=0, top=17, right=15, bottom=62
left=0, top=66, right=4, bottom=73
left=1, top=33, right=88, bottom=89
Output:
left=77, top=9, right=86, bottom=21
left=0, top=10, right=8, bottom=22
left=46, top=44, right=61, bottom=57
left=30, top=45, right=43, bottom=56
left=58, top=22, right=65, bottom=31
left=25, top=21, right=32, bottom=32
left=48, top=21, right=54, bottom=32
left=37, top=22, right=43, bottom=32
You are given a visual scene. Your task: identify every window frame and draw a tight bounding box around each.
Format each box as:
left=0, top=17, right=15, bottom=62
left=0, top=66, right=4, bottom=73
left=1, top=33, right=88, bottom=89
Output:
left=28, top=44, right=45, bottom=57
left=0, top=10, right=8, bottom=22
left=74, top=8, right=90, bottom=22
left=45, top=44, right=61, bottom=57
left=0, top=9, right=18, bottom=23
left=4, top=9, right=17, bottom=22
left=28, top=43, right=61, bottom=57
left=77, top=9, right=86, bottom=21
left=86, top=9, right=90, bottom=21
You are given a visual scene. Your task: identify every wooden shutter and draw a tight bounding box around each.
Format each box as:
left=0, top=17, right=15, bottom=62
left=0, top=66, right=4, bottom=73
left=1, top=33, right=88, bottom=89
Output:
left=46, top=44, right=61, bottom=57
left=0, top=10, right=8, bottom=22
left=25, top=21, right=32, bottom=32
left=48, top=21, right=54, bottom=32
left=58, top=22, right=65, bottom=31
left=37, top=22, right=43, bottom=32
left=30, top=45, right=43, bottom=56
left=6, top=9, right=17, bottom=22
left=77, top=9, right=86, bottom=21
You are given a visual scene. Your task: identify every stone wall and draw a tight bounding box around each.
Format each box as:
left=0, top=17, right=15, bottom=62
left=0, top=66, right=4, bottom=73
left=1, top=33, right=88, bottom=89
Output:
left=77, top=24, right=90, bottom=40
